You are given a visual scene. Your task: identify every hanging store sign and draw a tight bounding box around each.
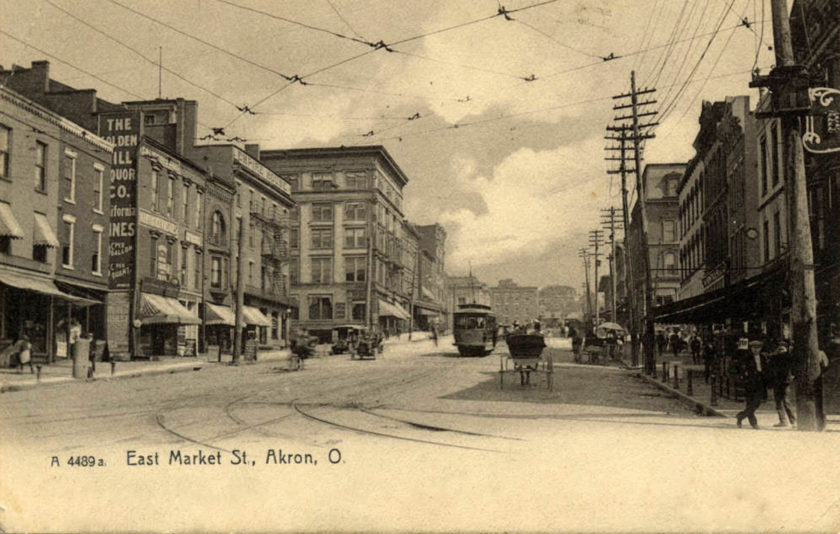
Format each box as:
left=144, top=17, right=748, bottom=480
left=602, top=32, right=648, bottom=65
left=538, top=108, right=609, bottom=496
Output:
left=99, top=111, right=141, bottom=289
left=803, top=88, right=840, bottom=154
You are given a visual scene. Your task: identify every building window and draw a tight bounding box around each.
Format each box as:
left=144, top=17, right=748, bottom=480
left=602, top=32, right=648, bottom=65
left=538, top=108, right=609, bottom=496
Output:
left=211, top=256, right=222, bottom=288
left=663, top=252, right=675, bottom=274
left=311, top=228, right=333, bottom=249
left=345, top=171, right=368, bottom=189
left=285, top=175, right=299, bottom=192
left=249, top=189, right=254, bottom=212
left=261, top=196, right=266, bottom=216
left=289, top=227, right=299, bottom=250
left=151, top=170, right=160, bottom=211
left=344, top=227, right=366, bottom=248
left=93, top=164, right=104, bottom=212
left=345, top=256, right=366, bottom=282
left=663, top=220, right=675, bottom=242
left=211, top=211, right=226, bottom=245
left=195, top=191, right=203, bottom=228
left=150, top=235, right=158, bottom=277
left=312, top=173, right=334, bottom=191
left=344, top=202, right=366, bottom=221
left=289, top=259, right=299, bottom=285
left=773, top=210, right=782, bottom=257
left=181, top=247, right=189, bottom=286
left=0, top=124, right=9, bottom=179
left=194, top=250, right=201, bottom=289
left=64, top=150, right=76, bottom=203
left=763, top=219, right=770, bottom=262
left=759, top=135, right=768, bottom=196
left=248, top=260, right=254, bottom=284
left=35, top=142, right=47, bottom=192
left=61, top=215, right=75, bottom=268
left=182, top=182, right=189, bottom=223
left=770, top=122, right=780, bottom=188
left=167, top=175, right=175, bottom=216
left=249, top=223, right=256, bottom=248
left=308, top=295, right=333, bottom=320
left=352, top=302, right=366, bottom=322
left=312, top=203, right=333, bottom=222
left=91, top=225, right=103, bottom=274
left=311, top=257, right=332, bottom=284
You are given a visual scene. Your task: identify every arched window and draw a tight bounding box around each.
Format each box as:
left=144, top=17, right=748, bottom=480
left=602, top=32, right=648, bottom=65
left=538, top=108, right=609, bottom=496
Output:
left=211, top=211, right=226, bottom=243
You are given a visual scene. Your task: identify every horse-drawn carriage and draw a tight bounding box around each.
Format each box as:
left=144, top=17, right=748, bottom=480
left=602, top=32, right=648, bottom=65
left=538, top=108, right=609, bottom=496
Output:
left=501, top=330, right=553, bottom=389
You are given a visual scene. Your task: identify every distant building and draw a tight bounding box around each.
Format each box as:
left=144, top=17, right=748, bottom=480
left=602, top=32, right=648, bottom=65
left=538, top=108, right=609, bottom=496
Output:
left=537, top=285, right=576, bottom=320
left=490, top=279, right=539, bottom=325
left=414, top=224, right=447, bottom=330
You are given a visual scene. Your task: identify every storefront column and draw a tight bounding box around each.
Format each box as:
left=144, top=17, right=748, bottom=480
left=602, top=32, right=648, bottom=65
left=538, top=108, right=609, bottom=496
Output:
left=46, top=295, right=53, bottom=363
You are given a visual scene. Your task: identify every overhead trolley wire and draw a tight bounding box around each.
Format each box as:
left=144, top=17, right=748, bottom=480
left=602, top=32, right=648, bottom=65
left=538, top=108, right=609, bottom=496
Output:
left=323, top=0, right=367, bottom=41
left=645, top=0, right=693, bottom=90
left=655, top=0, right=713, bottom=109
left=514, top=18, right=606, bottom=60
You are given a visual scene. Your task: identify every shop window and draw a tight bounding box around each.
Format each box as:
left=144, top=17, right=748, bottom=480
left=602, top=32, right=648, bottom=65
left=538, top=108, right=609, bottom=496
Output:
left=308, top=295, right=333, bottom=320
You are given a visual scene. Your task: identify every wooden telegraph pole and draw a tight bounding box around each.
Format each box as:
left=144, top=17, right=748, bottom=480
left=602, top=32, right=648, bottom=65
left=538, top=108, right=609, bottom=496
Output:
left=600, top=207, right=624, bottom=323
left=589, top=230, right=605, bottom=326
left=750, top=0, right=821, bottom=430
left=606, top=77, right=657, bottom=368
left=232, top=216, right=245, bottom=365
left=578, top=248, right=593, bottom=327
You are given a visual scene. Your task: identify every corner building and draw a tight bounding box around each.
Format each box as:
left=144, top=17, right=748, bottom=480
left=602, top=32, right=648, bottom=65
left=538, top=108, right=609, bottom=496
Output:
left=260, top=146, right=411, bottom=342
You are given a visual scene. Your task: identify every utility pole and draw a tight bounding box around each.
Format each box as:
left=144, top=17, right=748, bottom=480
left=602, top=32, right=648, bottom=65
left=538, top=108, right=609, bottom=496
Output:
left=578, top=248, right=593, bottom=329
left=600, top=206, right=623, bottom=323
left=606, top=129, right=639, bottom=365
left=750, top=0, right=821, bottom=431
left=608, top=72, right=657, bottom=374
left=232, top=215, right=245, bottom=365
left=589, top=230, right=605, bottom=326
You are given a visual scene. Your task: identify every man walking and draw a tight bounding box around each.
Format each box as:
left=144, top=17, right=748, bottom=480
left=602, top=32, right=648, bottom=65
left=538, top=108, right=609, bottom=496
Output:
left=768, top=340, right=795, bottom=427
left=736, top=338, right=767, bottom=429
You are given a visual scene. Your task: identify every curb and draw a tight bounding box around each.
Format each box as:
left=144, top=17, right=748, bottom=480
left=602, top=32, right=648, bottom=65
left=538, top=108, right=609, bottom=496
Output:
left=0, top=362, right=203, bottom=394
left=634, top=371, right=728, bottom=417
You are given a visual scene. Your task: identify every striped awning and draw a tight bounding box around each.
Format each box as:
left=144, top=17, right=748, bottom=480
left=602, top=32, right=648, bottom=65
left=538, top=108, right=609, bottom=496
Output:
left=243, top=305, right=271, bottom=326
left=205, top=302, right=235, bottom=326
left=33, top=213, right=59, bottom=247
left=0, top=203, right=23, bottom=239
left=378, top=299, right=410, bottom=320
left=138, top=293, right=200, bottom=325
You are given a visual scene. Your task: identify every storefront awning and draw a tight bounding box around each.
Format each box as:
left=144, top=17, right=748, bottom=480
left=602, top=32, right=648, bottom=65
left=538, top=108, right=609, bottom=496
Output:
left=33, top=213, right=59, bottom=247
left=205, top=303, right=235, bottom=326
left=0, top=269, right=99, bottom=306
left=421, top=287, right=435, bottom=300
left=0, top=203, right=24, bottom=239
left=416, top=307, right=439, bottom=316
left=243, top=305, right=271, bottom=326
left=378, top=299, right=410, bottom=320
left=138, top=293, right=200, bottom=325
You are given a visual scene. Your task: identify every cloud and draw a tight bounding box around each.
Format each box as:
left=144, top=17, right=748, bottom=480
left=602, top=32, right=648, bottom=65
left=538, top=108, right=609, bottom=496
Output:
left=440, top=135, right=608, bottom=274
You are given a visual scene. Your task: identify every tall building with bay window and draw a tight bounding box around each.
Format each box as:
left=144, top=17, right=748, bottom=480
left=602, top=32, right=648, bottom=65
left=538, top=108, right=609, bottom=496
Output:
left=260, top=145, right=411, bottom=342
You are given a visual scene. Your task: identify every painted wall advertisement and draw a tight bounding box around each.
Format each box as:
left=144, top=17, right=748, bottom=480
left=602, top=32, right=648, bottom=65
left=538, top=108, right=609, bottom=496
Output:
left=99, top=111, right=140, bottom=290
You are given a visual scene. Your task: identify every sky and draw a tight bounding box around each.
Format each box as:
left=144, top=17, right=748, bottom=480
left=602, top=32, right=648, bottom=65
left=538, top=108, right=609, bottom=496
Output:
left=0, top=0, right=778, bottom=293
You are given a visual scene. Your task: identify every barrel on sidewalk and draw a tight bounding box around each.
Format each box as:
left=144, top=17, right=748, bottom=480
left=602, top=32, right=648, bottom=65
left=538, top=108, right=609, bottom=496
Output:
left=72, top=338, right=90, bottom=379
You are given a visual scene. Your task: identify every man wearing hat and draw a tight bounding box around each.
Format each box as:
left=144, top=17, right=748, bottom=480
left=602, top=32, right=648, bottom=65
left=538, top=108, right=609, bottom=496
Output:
left=768, top=339, right=796, bottom=427
left=735, top=338, right=768, bottom=429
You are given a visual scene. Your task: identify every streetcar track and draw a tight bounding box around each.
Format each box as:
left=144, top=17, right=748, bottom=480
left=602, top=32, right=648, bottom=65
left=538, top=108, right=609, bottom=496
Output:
left=154, top=407, right=232, bottom=453
left=358, top=408, right=525, bottom=441
left=292, top=402, right=504, bottom=453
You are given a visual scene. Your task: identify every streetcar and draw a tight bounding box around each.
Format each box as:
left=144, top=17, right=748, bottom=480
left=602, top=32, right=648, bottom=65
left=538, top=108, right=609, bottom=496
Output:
left=453, top=303, right=498, bottom=357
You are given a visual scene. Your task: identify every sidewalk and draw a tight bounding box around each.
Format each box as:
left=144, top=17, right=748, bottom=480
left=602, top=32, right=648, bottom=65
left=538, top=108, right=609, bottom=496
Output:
left=0, top=356, right=204, bottom=393
left=631, top=350, right=840, bottom=429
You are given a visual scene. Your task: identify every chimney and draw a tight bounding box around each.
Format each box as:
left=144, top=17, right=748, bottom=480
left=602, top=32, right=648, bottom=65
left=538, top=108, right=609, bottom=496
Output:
left=245, top=144, right=260, bottom=160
